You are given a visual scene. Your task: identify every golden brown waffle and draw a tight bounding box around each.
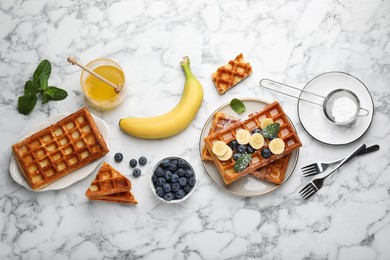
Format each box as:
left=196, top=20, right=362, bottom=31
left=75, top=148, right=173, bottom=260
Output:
left=211, top=54, right=253, bottom=95
left=12, top=107, right=109, bottom=190
left=202, top=111, right=291, bottom=185
left=204, top=101, right=302, bottom=184
left=86, top=162, right=137, bottom=204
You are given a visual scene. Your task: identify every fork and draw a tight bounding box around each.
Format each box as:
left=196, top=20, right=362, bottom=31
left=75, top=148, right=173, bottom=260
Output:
left=301, top=144, right=379, bottom=177
left=299, top=144, right=366, bottom=200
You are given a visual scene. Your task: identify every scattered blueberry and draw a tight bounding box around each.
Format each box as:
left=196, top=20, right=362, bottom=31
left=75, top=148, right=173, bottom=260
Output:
left=227, top=140, right=238, bottom=150
left=188, top=177, right=196, bottom=187
left=268, top=134, right=278, bottom=140
left=237, top=144, right=247, bottom=154
left=171, top=173, right=179, bottom=183
left=185, top=169, right=194, bottom=178
left=233, top=151, right=241, bottom=161
left=163, top=183, right=171, bottom=192
left=161, top=159, right=171, bottom=168
left=247, top=145, right=255, bottom=154
left=114, top=153, right=123, bottom=162
left=252, top=128, right=262, bottom=134
left=154, top=167, right=164, bottom=177
left=176, top=168, right=186, bottom=177
left=163, top=192, right=173, bottom=201
left=171, top=183, right=180, bottom=192
left=261, top=148, right=272, bottom=159
left=156, top=177, right=166, bottom=187
left=175, top=189, right=186, bottom=199
left=138, top=156, right=147, bottom=166
left=133, top=168, right=141, bottom=177
left=129, top=159, right=137, bottom=167
left=183, top=184, right=192, bottom=193
left=168, top=163, right=178, bottom=172
left=156, top=187, right=164, bottom=197
left=179, top=177, right=187, bottom=186
left=163, top=170, right=173, bottom=181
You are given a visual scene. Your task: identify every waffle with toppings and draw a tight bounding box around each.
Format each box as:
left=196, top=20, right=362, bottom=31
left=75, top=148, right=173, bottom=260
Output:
left=12, top=107, right=109, bottom=190
left=202, top=111, right=291, bottom=185
left=86, top=162, right=137, bottom=204
left=203, top=101, right=302, bottom=185
left=211, top=53, right=252, bottom=95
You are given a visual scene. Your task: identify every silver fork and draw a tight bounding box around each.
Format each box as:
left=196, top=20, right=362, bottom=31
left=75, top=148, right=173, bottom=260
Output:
left=301, top=144, right=379, bottom=177
left=299, top=144, right=366, bottom=200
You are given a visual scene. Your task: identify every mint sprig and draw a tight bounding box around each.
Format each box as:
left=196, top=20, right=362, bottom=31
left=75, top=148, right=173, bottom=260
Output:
left=262, top=123, right=280, bottom=139
left=230, top=98, right=246, bottom=114
left=18, top=60, right=68, bottom=115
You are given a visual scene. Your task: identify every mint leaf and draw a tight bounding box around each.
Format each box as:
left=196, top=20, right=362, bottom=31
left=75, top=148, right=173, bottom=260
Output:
left=230, top=98, right=246, bottom=114
left=234, top=153, right=252, bottom=172
left=33, top=60, right=51, bottom=84
left=42, top=86, right=68, bottom=103
left=40, top=75, right=48, bottom=90
left=24, top=80, right=39, bottom=94
left=262, top=123, right=280, bottom=139
left=18, top=93, right=37, bottom=115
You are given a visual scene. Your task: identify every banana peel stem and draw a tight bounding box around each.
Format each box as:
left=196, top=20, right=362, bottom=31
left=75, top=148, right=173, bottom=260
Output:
left=180, top=56, right=194, bottom=79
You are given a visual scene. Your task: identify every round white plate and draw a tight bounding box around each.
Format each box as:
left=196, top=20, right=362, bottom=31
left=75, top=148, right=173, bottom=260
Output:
left=10, top=112, right=110, bottom=192
left=297, top=72, right=374, bottom=145
left=199, top=98, right=300, bottom=197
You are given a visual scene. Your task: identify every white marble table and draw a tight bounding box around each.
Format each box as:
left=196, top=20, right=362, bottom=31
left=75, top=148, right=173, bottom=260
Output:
left=1, top=0, right=389, bottom=259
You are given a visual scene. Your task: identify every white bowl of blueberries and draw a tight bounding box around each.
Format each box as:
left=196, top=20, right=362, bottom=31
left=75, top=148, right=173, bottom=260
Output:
left=150, top=157, right=196, bottom=203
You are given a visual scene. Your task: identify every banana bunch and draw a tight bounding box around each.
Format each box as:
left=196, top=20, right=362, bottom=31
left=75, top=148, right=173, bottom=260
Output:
left=119, top=57, right=204, bottom=139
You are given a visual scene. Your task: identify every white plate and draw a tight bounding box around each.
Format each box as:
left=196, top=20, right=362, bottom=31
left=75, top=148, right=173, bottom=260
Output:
left=199, top=98, right=300, bottom=197
left=297, top=72, right=374, bottom=145
left=9, top=112, right=110, bottom=192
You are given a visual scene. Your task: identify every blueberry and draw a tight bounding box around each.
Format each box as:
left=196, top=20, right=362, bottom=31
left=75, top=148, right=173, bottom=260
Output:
left=129, top=159, right=137, bottom=167
left=163, top=183, right=171, bottom=192
left=133, top=168, right=141, bottom=177
left=247, top=145, right=255, bottom=154
left=179, top=177, right=187, bottom=186
left=163, top=192, right=173, bottom=201
left=171, top=183, right=180, bottom=192
left=156, top=177, right=166, bottom=187
left=268, top=134, right=278, bottom=141
left=175, top=189, right=186, bottom=199
left=114, top=153, right=123, bottom=162
left=227, top=140, right=238, bottom=150
left=252, top=128, right=262, bottom=135
left=152, top=175, right=157, bottom=183
left=168, top=163, right=177, bottom=172
left=156, top=187, right=164, bottom=197
left=171, top=159, right=178, bottom=165
left=176, top=168, right=186, bottom=177
left=261, top=148, right=272, bottom=159
left=138, top=156, right=147, bottom=166
left=188, top=177, right=196, bottom=187
left=185, top=169, right=194, bottom=178
left=233, top=151, right=241, bottom=161
left=237, top=144, right=247, bottom=154
left=154, top=167, right=164, bottom=177
left=183, top=184, right=192, bottom=193
left=163, top=170, right=173, bottom=181
left=161, top=159, right=171, bottom=168
left=178, top=159, right=187, bottom=169
left=171, top=173, right=179, bottom=183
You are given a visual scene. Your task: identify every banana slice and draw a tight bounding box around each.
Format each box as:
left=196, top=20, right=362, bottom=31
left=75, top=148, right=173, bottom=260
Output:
left=249, top=133, right=264, bottom=149
left=260, top=118, right=273, bottom=129
left=269, top=138, right=285, bottom=154
left=236, top=129, right=251, bottom=144
left=217, top=146, right=233, bottom=161
left=212, top=141, right=228, bottom=156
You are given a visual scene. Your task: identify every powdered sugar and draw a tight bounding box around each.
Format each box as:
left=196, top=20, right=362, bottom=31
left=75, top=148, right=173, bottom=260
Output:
left=331, top=96, right=358, bottom=123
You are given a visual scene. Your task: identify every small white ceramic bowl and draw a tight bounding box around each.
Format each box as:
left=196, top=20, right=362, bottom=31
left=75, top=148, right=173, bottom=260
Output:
left=149, top=157, right=197, bottom=203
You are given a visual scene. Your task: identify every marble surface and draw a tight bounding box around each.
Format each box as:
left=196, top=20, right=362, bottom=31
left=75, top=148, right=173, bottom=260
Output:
left=1, top=0, right=390, bottom=259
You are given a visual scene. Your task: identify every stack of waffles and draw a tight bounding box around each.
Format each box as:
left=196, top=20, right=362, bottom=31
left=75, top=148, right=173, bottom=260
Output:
left=12, top=107, right=109, bottom=190
left=85, top=162, right=137, bottom=204
left=202, top=101, right=302, bottom=185
left=211, top=53, right=253, bottom=95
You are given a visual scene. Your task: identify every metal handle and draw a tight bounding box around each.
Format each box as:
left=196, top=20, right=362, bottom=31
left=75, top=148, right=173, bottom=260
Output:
left=357, top=107, right=370, bottom=117
left=329, top=144, right=380, bottom=165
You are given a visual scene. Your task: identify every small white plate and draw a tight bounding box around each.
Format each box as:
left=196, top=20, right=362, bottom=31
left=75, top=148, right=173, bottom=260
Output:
left=199, top=98, right=300, bottom=197
left=298, top=72, right=374, bottom=145
left=9, top=113, right=110, bottom=192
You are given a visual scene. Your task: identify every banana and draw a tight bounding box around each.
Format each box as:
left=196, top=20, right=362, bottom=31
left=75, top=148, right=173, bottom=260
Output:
left=212, top=141, right=228, bottom=157
left=269, top=138, right=285, bottom=154
left=249, top=133, right=264, bottom=149
left=236, top=129, right=251, bottom=144
left=260, top=118, right=274, bottom=129
left=119, top=57, right=204, bottom=139
left=217, top=146, right=233, bottom=161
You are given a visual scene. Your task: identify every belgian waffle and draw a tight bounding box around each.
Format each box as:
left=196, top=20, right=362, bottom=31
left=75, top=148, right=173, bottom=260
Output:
left=12, top=107, right=109, bottom=190
left=211, top=53, right=253, bottom=95
left=203, top=101, right=302, bottom=184
left=202, top=111, right=291, bottom=185
left=86, top=162, right=137, bottom=204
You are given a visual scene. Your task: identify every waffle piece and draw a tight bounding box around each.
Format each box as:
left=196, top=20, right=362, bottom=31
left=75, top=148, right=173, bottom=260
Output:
left=12, top=107, right=109, bottom=190
left=201, top=112, right=241, bottom=161
left=202, top=111, right=291, bottom=185
left=211, top=54, right=253, bottom=95
left=86, top=162, right=137, bottom=204
left=204, top=101, right=302, bottom=184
